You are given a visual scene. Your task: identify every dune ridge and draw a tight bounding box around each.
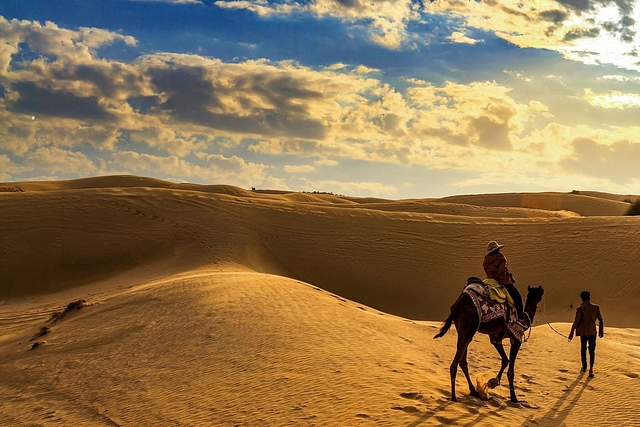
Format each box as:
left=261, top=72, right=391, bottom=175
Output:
left=1, top=175, right=639, bottom=426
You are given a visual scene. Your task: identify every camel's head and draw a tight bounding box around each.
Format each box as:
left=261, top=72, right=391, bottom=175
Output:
left=526, top=285, right=545, bottom=305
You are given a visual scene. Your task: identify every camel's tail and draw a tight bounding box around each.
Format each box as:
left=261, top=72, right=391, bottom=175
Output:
left=433, top=293, right=465, bottom=339
left=433, top=313, right=453, bottom=339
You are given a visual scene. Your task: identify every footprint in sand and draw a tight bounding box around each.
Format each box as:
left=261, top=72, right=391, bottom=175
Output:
left=391, top=405, right=420, bottom=413
left=29, top=341, right=46, bottom=350
left=400, top=392, right=423, bottom=400
left=623, top=372, right=639, bottom=379
left=434, top=415, right=456, bottom=424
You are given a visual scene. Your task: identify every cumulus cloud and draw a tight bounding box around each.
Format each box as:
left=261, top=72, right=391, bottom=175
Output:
left=0, top=154, right=26, bottom=181
left=314, top=158, right=339, bottom=167
left=211, top=0, right=639, bottom=71
left=448, top=31, right=479, bottom=45
left=427, top=0, right=640, bottom=71
left=560, top=138, right=640, bottom=184
left=283, top=164, right=316, bottom=174
left=2, top=15, right=639, bottom=191
left=111, top=151, right=270, bottom=187
left=297, top=178, right=397, bottom=196
left=580, top=88, right=640, bottom=109
left=8, top=81, right=115, bottom=120
left=128, top=128, right=209, bottom=157
left=214, top=0, right=418, bottom=48
left=0, top=16, right=135, bottom=74
left=406, top=80, right=540, bottom=152
left=0, top=16, right=550, bottom=171
left=22, top=147, right=100, bottom=175
left=130, top=0, right=202, bottom=3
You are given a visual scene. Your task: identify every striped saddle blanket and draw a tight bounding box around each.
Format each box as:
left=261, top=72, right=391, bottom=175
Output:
left=464, top=277, right=527, bottom=342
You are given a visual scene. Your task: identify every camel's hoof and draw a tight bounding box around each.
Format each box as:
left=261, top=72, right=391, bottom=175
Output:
left=510, top=397, right=519, bottom=403
left=470, top=390, right=480, bottom=398
left=487, top=378, right=500, bottom=389
left=451, top=396, right=457, bottom=402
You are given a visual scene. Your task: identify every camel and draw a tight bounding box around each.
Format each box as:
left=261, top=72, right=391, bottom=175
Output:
left=434, top=285, right=545, bottom=402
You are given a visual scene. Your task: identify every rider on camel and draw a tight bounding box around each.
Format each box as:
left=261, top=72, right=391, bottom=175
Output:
left=483, top=241, right=524, bottom=322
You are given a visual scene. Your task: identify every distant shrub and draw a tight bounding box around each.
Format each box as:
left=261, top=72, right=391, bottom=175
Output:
left=571, top=190, right=580, bottom=194
left=623, top=198, right=632, bottom=203
left=624, top=199, right=640, bottom=216
left=302, top=190, right=344, bottom=196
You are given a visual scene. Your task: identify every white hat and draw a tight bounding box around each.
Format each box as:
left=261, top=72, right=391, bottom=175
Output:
left=486, top=241, right=505, bottom=255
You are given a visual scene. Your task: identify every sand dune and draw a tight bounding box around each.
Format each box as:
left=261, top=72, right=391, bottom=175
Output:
left=441, top=192, right=633, bottom=216
left=1, top=175, right=639, bottom=426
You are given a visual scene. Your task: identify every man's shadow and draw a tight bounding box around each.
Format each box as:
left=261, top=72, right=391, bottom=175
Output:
left=520, top=371, right=591, bottom=426
left=404, top=399, right=453, bottom=427
left=404, top=395, right=501, bottom=427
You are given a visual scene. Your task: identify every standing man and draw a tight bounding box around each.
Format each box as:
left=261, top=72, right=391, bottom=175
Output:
left=568, top=290, right=605, bottom=378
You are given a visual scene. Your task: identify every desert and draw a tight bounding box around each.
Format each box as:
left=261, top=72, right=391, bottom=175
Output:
left=1, top=175, right=639, bottom=426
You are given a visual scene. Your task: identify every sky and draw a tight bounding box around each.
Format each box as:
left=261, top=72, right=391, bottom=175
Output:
left=0, top=0, right=639, bottom=198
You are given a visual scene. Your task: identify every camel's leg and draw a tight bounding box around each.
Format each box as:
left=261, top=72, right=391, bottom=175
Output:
left=449, top=337, right=471, bottom=402
left=507, top=339, right=522, bottom=402
left=459, top=348, right=479, bottom=398
left=492, top=340, right=509, bottom=385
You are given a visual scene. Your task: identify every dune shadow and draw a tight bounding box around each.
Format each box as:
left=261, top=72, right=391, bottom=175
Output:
left=520, top=371, right=591, bottom=426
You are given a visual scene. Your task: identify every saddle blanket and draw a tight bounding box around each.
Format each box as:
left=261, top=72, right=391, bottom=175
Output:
left=463, top=280, right=527, bottom=342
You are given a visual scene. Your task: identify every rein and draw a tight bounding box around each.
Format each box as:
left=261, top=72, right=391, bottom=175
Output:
left=540, top=295, right=570, bottom=340
left=523, top=311, right=533, bottom=342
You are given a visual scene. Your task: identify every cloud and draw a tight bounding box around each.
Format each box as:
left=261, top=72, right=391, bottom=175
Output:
left=283, top=164, right=316, bottom=174
left=212, top=0, right=638, bottom=69
left=0, top=16, right=554, bottom=173
left=563, top=26, right=601, bottom=41
left=7, top=81, right=115, bottom=120
left=448, top=31, right=479, bottom=45
left=580, top=88, right=640, bottom=109
left=297, top=178, right=397, bottom=196
left=503, top=69, right=532, bottom=82
left=214, top=0, right=418, bottom=48
left=130, top=0, right=202, bottom=3
left=407, top=80, right=535, bottom=152
left=3, top=15, right=640, bottom=192
left=143, top=56, right=330, bottom=139
left=128, top=128, right=209, bottom=157
left=111, top=151, right=270, bottom=187
left=314, top=158, right=338, bottom=167
left=556, top=0, right=635, bottom=16
left=560, top=138, right=640, bottom=184
left=0, top=16, right=135, bottom=74
left=22, top=147, right=100, bottom=175
left=428, top=0, right=640, bottom=72
left=0, top=154, right=26, bottom=181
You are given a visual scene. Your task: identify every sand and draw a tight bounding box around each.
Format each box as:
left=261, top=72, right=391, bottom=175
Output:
left=1, top=175, right=639, bottom=426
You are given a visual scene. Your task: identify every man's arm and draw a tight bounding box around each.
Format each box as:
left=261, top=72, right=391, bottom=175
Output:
left=568, top=308, right=582, bottom=341
left=597, top=307, right=604, bottom=338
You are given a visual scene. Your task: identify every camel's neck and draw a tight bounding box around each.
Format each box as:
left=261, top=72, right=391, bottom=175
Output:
left=523, top=303, right=539, bottom=327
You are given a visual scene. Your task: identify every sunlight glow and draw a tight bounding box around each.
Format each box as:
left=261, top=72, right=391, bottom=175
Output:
left=582, top=89, right=640, bottom=109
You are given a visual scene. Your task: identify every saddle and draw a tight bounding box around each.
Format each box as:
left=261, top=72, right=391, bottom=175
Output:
left=464, top=277, right=527, bottom=342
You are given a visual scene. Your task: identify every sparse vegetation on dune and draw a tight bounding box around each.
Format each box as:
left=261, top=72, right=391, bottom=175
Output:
left=624, top=199, right=640, bottom=216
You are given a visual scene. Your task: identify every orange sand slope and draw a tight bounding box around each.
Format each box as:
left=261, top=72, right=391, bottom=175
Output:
left=1, top=175, right=639, bottom=426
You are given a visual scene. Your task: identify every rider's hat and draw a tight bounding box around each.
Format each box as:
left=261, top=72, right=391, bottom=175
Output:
left=486, top=241, right=505, bottom=255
